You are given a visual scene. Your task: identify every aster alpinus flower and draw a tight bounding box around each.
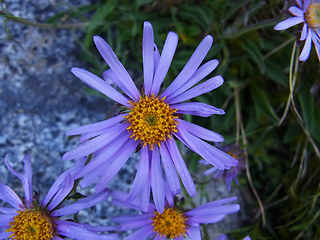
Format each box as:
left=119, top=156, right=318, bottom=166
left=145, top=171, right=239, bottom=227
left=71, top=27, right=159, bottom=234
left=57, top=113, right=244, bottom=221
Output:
left=0, top=155, right=117, bottom=240
left=200, top=144, right=245, bottom=192
left=63, top=21, right=238, bottom=213
left=274, top=0, right=320, bottom=61
left=111, top=191, right=240, bottom=240
left=218, top=234, right=251, bottom=240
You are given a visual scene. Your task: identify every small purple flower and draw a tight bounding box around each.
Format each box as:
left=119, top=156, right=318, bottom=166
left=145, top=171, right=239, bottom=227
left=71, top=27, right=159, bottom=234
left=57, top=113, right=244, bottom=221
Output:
left=63, top=21, right=238, bottom=213
left=0, top=155, right=117, bottom=240
left=200, top=144, right=245, bottom=191
left=274, top=0, right=320, bottom=61
left=111, top=191, right=240, bottom=240
left=218, top=234, right=251, bottom=240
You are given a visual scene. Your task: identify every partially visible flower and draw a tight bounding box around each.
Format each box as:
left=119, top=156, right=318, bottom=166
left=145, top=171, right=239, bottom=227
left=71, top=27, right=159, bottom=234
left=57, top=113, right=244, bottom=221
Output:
left=63, top=21, right=238, bottom=213
left=200, top=144, right=245, bottom=191
left=0, top=155, right=117, bottom=240
left=218, top=234, right=251, bottom=240
left=274, top=0, right=320, bottom=61
left=111, top=191, right=239, bottom=240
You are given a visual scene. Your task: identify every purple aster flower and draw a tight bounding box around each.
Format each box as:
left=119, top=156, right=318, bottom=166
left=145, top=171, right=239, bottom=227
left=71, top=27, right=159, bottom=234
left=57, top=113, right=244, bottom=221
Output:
left=63, top=21, right=238, bottom=213
left=0, top=155, right=117, bottom=240
left=111, top=191, right=240, bottom=240
left=218, top=234, right=251, bottom=240
left=274, top=0, right=320, bottom=61
left=200, top=144, right=245, bottom=192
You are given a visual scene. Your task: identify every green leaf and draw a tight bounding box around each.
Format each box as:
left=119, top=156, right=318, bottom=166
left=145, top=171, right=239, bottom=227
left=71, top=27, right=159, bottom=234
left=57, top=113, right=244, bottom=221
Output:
left=241, top=39, right=265, bottom=74
left=250, top=82, right=279, bottom=123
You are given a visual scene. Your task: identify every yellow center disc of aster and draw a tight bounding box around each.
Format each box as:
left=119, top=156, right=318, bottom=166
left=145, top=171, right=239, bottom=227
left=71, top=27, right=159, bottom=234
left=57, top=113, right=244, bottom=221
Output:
left=7, top=209, right=54, bottom=240
left=125, top=94, right=178, bottom=150
left=305, top=2, right=320, bottom=29
left=151, top=207, right=187, bottom=238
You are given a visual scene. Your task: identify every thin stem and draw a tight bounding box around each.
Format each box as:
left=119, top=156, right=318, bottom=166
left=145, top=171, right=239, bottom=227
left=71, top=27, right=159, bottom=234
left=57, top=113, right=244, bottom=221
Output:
left=278, top=41, right=298, bottom=126
left=235, top=82, right=266, bottom=227
left=0, top=10, right=87, bottom=29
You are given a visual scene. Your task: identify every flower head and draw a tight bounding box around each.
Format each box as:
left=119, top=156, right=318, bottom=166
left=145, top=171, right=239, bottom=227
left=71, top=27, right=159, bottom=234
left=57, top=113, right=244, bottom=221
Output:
left=274, top=0, right=320, bottom=61
left=200, top=144, right=245, bottom=191
left=111, top=191, right=240, bottom=240
left=0, top=155, right=117, bottom=240
left=63, top=21, right=238, bottom=213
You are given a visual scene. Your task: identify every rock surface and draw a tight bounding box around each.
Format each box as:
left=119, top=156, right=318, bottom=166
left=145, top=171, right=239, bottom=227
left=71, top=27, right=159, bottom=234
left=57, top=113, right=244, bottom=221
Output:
left=0, top=1, right=244, bottom=239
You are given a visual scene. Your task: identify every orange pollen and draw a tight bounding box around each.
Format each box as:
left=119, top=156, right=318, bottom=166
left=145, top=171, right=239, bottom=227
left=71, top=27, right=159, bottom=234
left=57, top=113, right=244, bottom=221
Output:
left=124, top=94, right=178, bottom=150
left=7, top=209, right=54, bottom=240
left=151, top=207, right=188, bottom=238
left=305, top=2, right=320, bottom=29
left=227, top=152, right=239, bottom=160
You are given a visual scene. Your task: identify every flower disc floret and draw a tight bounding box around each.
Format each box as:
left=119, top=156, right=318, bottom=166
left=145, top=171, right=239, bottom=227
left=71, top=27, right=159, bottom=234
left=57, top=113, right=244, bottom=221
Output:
left=305, top=2, right=320, bottom=29
left=151, top=207, right=187, bottom=238
left=125, top=94, right=178, bottom=149
left=7, top=209, right=54, bottom=240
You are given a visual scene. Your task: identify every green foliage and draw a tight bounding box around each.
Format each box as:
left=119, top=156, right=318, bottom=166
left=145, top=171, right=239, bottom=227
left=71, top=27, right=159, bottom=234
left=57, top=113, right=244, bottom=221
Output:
left=2, top=0, right=319, bottom=239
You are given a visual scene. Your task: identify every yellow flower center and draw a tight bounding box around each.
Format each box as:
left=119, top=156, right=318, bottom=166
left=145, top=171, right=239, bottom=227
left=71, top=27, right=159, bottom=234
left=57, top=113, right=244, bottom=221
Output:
left=152, top=207, right=188, bottom=238
left=7, top=209, right=54, bottom=240
left=125, top=94, right=178, bottom=150
left=305, top=2, right=320, bottom=29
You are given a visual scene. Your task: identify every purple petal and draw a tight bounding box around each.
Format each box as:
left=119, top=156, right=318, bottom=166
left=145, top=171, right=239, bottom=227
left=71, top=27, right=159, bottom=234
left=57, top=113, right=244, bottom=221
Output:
left=124, top=225, right=154, bottom=240
left=159, top=143, right=181, bottom=195
left=66, top=114, right=126, bottom=136
left=22, top=155, right=32, bottom=206
left=163, top=179, right=174, bottom=207
left=171, top=102, right=225, bottom=117
left=166, top=59, right=219, bottom=101
left=176, top=128, right=238, bottom=169
left=217, top=234, right=228, bottom=240
left=188, top=214, right=226, bottom=224
left=141, top=169, right=152, bottom=212
left=165, top=139, right=196, bottom=197
left=167, top=75, right=224, bottom=104
left=111, top=190, right=154, bottom=213
left=187, top=226, right=201, bottom=240
left=300, top=23, right=308, bottom=40
left=47, top=174, right=74, bottom=211
left=154, top=43, right=160, bottom=70
left=51, top=189, right=109, bottom=217
left=0, top=183, right=23, bottom=209
left=311, top=30, right=320, bottom=61
left=0, top=231, right=11, bottom=239
left=177, top=119, right=224, bottom=142
left=63, top=123, right=128, bottom=160
left=4, top=155, right=32, bottom=206
left=143, top=21, right=155, bottom=96
left=274, top=16, right=304, bottom=30
left=75, top=131, right=130, bottom=179
left=103, top=69, right=136, bottom=100
left=93, top=36, right=140, bottom=101
left=0, top=207, right=17, bottom=215
left=95, top=139, right=139, bottom=192
left=303, top=0, right=310, bottom=12
left=0, top=213, right=15, bottom=228
left=151, top=146, right=165, bottom=213
left=243, top=236, right=251, bottom=240
left=186, top=204, right=240, bottom=217
left=296, top=0, right=302, bottom=8
left=53, top=236, right=65, bottom=240
left=127, top=147, right=150, bottom=201
left=55, top=220, right=118, bottom=240
left=161, top=35, right=213, bottom=98
left=289, top=6, right=303, bottom=17
left=195, top=197, right=238, bottom=209
left=112, top=214, right=153, bottom=230
left=299, top=28, right=312, bottom=61
left=151, top=31, right=178, bottom=95
left=41, top=158, right=86, bottom=206
left=79, top=224, right=117, bottom=232
left=71, top=67, right=130, bottom=107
